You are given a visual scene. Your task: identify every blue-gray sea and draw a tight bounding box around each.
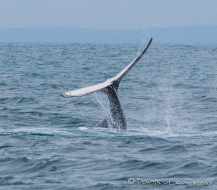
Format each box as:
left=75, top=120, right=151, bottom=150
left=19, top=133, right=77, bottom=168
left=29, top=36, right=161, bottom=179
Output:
left=0, top=42, right=217, bottom=190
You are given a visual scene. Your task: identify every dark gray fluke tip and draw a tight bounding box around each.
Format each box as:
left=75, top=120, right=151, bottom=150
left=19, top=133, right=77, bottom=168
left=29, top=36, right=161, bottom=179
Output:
left=61, top=93, right=68, bottom=98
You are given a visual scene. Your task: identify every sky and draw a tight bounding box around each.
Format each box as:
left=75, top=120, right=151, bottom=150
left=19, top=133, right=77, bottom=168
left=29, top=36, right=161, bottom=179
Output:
left=0, top=0, right=217, bottom=30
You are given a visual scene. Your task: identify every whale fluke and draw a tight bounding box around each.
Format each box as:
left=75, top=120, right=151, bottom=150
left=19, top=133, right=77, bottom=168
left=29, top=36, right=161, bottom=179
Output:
left=62, top=38, right=152, bottom=98
left=62, top=38, right=153, bottom=130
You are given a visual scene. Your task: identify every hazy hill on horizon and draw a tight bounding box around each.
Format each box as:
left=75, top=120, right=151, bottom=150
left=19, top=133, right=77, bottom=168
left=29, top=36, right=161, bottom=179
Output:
left=0, top=26, right=217, bottom=44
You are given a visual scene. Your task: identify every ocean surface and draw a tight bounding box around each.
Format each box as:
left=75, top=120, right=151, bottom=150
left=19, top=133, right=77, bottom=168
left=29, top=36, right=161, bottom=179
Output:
left=0, top=42, right=217, bottom=189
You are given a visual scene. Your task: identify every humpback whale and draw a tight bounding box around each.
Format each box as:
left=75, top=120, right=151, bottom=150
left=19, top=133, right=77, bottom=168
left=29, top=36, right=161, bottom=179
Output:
left=62, top=38, right=153, bottom=130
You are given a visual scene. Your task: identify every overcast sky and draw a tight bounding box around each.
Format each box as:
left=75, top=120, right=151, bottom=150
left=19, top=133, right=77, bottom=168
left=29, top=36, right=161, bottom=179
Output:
left=1, top=0, right=217, bottom=29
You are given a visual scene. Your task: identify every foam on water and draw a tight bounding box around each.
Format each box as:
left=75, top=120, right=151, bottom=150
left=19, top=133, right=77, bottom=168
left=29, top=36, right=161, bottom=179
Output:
left=0, top=124, right=216, bottom=140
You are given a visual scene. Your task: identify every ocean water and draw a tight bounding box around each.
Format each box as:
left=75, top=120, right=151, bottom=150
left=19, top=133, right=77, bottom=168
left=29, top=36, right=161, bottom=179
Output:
left=0, top=42, right=217, bottom=189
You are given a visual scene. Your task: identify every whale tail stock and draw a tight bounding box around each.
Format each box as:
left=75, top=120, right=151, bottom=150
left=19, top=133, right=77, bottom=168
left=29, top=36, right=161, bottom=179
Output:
left=61, top=38, right=153, bottom=98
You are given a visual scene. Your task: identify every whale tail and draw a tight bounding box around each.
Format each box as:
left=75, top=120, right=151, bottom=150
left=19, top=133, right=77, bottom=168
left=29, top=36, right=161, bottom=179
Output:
left=61, top=38, right=152, bottom=98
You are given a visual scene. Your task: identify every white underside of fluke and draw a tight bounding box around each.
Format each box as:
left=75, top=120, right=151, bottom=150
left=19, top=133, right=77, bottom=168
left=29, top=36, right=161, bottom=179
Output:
left=62, top=38, right=153, bottom=98
left=62, top=78, right=114, bottom=97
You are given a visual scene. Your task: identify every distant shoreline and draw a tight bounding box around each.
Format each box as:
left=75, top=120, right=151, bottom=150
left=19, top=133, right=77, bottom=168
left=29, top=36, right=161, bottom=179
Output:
left=0, top=26, right=217, bottom=44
